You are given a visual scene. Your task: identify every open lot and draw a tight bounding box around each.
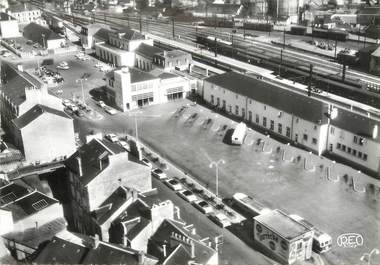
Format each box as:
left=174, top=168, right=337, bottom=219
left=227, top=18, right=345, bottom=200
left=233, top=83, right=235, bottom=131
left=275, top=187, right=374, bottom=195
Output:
left=75, top=98, right=380, bottom=265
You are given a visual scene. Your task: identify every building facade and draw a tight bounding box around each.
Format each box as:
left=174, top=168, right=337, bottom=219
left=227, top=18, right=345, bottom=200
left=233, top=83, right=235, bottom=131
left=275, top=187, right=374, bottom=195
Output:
left=254, top=209, right=314, bottom=265
left=65, top=138, right=152, bottom=236
left=6, top=3, right=41, bottom=24
left=105, top=67, right=191, bottom=111
left=203, top=71, right=380, bottom=176
left=0, top=13, right=20, bottom=38
left=10, top=104, right=76, bottom=163
left=153, top=50, right=192, bottom=72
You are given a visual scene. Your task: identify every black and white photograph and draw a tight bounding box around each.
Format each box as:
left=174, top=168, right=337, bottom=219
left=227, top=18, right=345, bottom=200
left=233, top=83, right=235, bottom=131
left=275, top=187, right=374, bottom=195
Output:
left=0, top=0, right=379, bottom=264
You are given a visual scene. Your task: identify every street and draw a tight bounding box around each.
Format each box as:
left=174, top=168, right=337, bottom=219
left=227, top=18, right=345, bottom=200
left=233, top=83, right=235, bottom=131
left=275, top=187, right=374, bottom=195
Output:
left=74, top=98, right=380, bottom=265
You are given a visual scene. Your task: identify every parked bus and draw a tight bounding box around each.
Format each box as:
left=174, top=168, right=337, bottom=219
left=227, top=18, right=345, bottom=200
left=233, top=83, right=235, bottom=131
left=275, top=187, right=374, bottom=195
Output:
left=231, top=122, right=247, bottom=145
left=289, top=214, right=332, bottom=253
left=232, top=192, right=271, bottom=217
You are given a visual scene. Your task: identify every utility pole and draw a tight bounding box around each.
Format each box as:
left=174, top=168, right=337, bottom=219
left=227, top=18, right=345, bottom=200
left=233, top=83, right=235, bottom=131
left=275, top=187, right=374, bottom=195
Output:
left=214, top=36, right=217, bottom=57
left=308, top=64, right=313, bottom=97
left=342, top=60, right=346, bottom=82
left=172, top=17, right=175, bottom=38
left=279, top=49, right=283, bottom=76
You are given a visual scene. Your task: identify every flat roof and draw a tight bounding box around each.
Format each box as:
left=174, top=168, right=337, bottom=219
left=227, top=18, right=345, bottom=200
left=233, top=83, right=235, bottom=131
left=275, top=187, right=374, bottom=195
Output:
left=254, top=209, right=311, bottom=240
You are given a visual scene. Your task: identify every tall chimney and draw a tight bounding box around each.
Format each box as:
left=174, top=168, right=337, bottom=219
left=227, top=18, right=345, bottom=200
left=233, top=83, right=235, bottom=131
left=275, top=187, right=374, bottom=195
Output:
left=76, top=156, right=83, bottom=176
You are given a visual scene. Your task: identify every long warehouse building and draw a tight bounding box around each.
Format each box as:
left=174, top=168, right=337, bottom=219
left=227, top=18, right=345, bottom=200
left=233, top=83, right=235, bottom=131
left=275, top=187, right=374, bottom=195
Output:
left=202, top=71, right=380, bottom=177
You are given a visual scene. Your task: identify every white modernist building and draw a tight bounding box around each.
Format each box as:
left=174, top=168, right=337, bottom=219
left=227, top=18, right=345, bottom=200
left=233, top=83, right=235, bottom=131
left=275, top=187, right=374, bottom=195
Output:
left=203, top=71, right=380, bottom=176
left=105, top=67, right=191, bottom=111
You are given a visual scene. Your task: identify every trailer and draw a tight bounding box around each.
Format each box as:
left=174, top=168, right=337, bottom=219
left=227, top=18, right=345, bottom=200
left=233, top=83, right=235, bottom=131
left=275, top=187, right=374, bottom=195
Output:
left=231, top=122, right=247, bottom=145
left=233, top=192, right=271, bottom=217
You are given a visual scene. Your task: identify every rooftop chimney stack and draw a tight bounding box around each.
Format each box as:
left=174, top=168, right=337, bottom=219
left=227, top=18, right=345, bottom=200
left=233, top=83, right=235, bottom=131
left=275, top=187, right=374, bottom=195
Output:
left=190, top=240, right=195, bottom=259
left=138, top=251, right=145, bottom=265
left=76, top=156, right=83, bottom=176
left=163, top=244, right=167, bottom=257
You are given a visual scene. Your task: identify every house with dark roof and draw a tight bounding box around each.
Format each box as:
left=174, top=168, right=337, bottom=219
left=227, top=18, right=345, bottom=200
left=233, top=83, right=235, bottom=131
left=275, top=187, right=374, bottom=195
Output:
left=2, top=217, right=67, bottom=260
left=6, top=3, right=41, bottom=24
left=80, top=23, right=113, bottom=50
left=94, top=26, right=153, bottom=67
left=254, top=209, right=314, bottom=265
left=9, top=104, right=76, bottom=163
left=203, top=71, right=330, bottom=155
left=153, top=50, right=192, bottom=72
left=135, top=43, right=163, bottom=71
left=0, top=62, right=62, bottom=136
left=65, top=138, right=152, bottom=237
left=34, top=231, right=159, bottom=265
left=23, top=22, right=66, bottom=49
left=147, top=219, right=218, bottom=265
left=109, top=196, right=175, bottom=252
left=0, top=12, right=20, bottom=38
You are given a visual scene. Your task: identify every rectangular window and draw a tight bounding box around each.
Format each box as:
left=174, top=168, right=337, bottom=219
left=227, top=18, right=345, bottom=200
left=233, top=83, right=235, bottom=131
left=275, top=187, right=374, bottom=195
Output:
left=264, top=105, right=267, bottom=110
left=352, top=150, right=357, bottom=156
left=358, top=152, right=362, bottom=158
left=312, top=138, right=317, bottom=145
left=248, top=111, right=252, bottom=122
left=330, top=127, right=335, bottom=135
left=342, top=145, right=346, bottom=152
left=363, top=154, right=368, bottom=161
left=242, top=108, right=245, bottom=118
left=286, top=127, right=291, bottom=138
left=337, top=143, right=341, bottom=149
left=263, top=117, right=267, bottom=127
left=235, top=105, right=239, bottom=115
left=359, top=137, right=364, bottom=146
left=353, top=135, right=358, bottom=143
left=347, top=147, right=351, bottom=153
left=314, top=125, right=318, bottom=130
left=211, top=95, right=214, bottom=104
left=270, top=120, right=274, bottom=130
left=303, top=134, right=308, bottom=141
left=278, top=123, right=282, bottom=134
left=255, top=114, right=259, bottom=124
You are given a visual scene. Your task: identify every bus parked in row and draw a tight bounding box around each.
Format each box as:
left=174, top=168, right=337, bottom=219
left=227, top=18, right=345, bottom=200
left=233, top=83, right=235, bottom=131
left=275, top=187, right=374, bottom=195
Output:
left=231, top=122, right=247, bottom=145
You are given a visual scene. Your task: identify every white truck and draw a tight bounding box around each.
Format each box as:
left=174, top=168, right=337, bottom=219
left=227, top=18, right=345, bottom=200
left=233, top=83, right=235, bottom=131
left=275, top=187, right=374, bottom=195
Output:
left=231, top=122, right=247, bottom=145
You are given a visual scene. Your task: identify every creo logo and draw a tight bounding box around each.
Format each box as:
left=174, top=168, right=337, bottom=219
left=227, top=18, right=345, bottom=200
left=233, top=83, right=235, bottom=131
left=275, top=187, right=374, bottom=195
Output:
left=337, top=233, right=364, bottom=248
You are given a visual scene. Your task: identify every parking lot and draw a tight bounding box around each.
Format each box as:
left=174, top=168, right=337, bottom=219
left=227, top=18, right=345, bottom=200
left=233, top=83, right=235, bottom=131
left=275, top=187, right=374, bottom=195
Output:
left=75, top=98, right=380, bottom=265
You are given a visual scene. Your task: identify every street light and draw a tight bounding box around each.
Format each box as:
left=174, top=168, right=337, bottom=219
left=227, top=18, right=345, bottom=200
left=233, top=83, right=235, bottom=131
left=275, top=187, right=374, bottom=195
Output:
left=75, top=78, right=87, bottom=105
left=209, top=159, right=225, bottom=198
left=360, top=248, right=380, bottom=265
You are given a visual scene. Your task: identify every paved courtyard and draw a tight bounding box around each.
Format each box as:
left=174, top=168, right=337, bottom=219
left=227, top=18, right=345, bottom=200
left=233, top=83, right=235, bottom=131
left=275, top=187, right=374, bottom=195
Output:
left=76, top=98, right=380, bottom=265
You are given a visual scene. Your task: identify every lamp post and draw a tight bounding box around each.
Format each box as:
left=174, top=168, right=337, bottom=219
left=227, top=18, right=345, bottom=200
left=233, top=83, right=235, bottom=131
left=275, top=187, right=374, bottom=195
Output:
left=360, top=248, right=380, bottom=265
left=75, top=78, right=87, bottom=105
left=209, top=159, right=225, bottom=198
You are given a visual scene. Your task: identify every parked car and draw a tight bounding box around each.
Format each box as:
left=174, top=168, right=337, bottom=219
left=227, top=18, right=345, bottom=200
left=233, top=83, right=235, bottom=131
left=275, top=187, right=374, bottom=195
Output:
left=208, top=213, right=231, bottom=228
left=75, top=110, right=85, bottom=117
left=57, top=64, right=69, bottom=70
left=97, top=100, right=106, bottom=108
left=192, top=200, right=213, bottom=214
left=151, top=168, right=167, bottom=180
left=141, top=158, right=152, bottom=168
left=177, top=189, right=197, bottom=202
left=105, top=133, right=118, bottom=143
left=118, top=140, right=129, bottom=150
left=104, top=106, right=117, bottom=115
left=62, top=99, right=72, bottom=107
left=164, top=178, right=182, bottom=191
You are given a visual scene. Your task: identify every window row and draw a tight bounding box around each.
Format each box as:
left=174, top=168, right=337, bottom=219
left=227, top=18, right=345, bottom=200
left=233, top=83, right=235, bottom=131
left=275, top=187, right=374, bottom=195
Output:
left=336, top=143, right=368, bottom=161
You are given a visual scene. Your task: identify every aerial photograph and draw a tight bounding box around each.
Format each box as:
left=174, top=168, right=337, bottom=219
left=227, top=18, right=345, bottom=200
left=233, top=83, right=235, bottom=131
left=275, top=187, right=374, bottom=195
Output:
left=0, top=0, right=379, bottom=264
